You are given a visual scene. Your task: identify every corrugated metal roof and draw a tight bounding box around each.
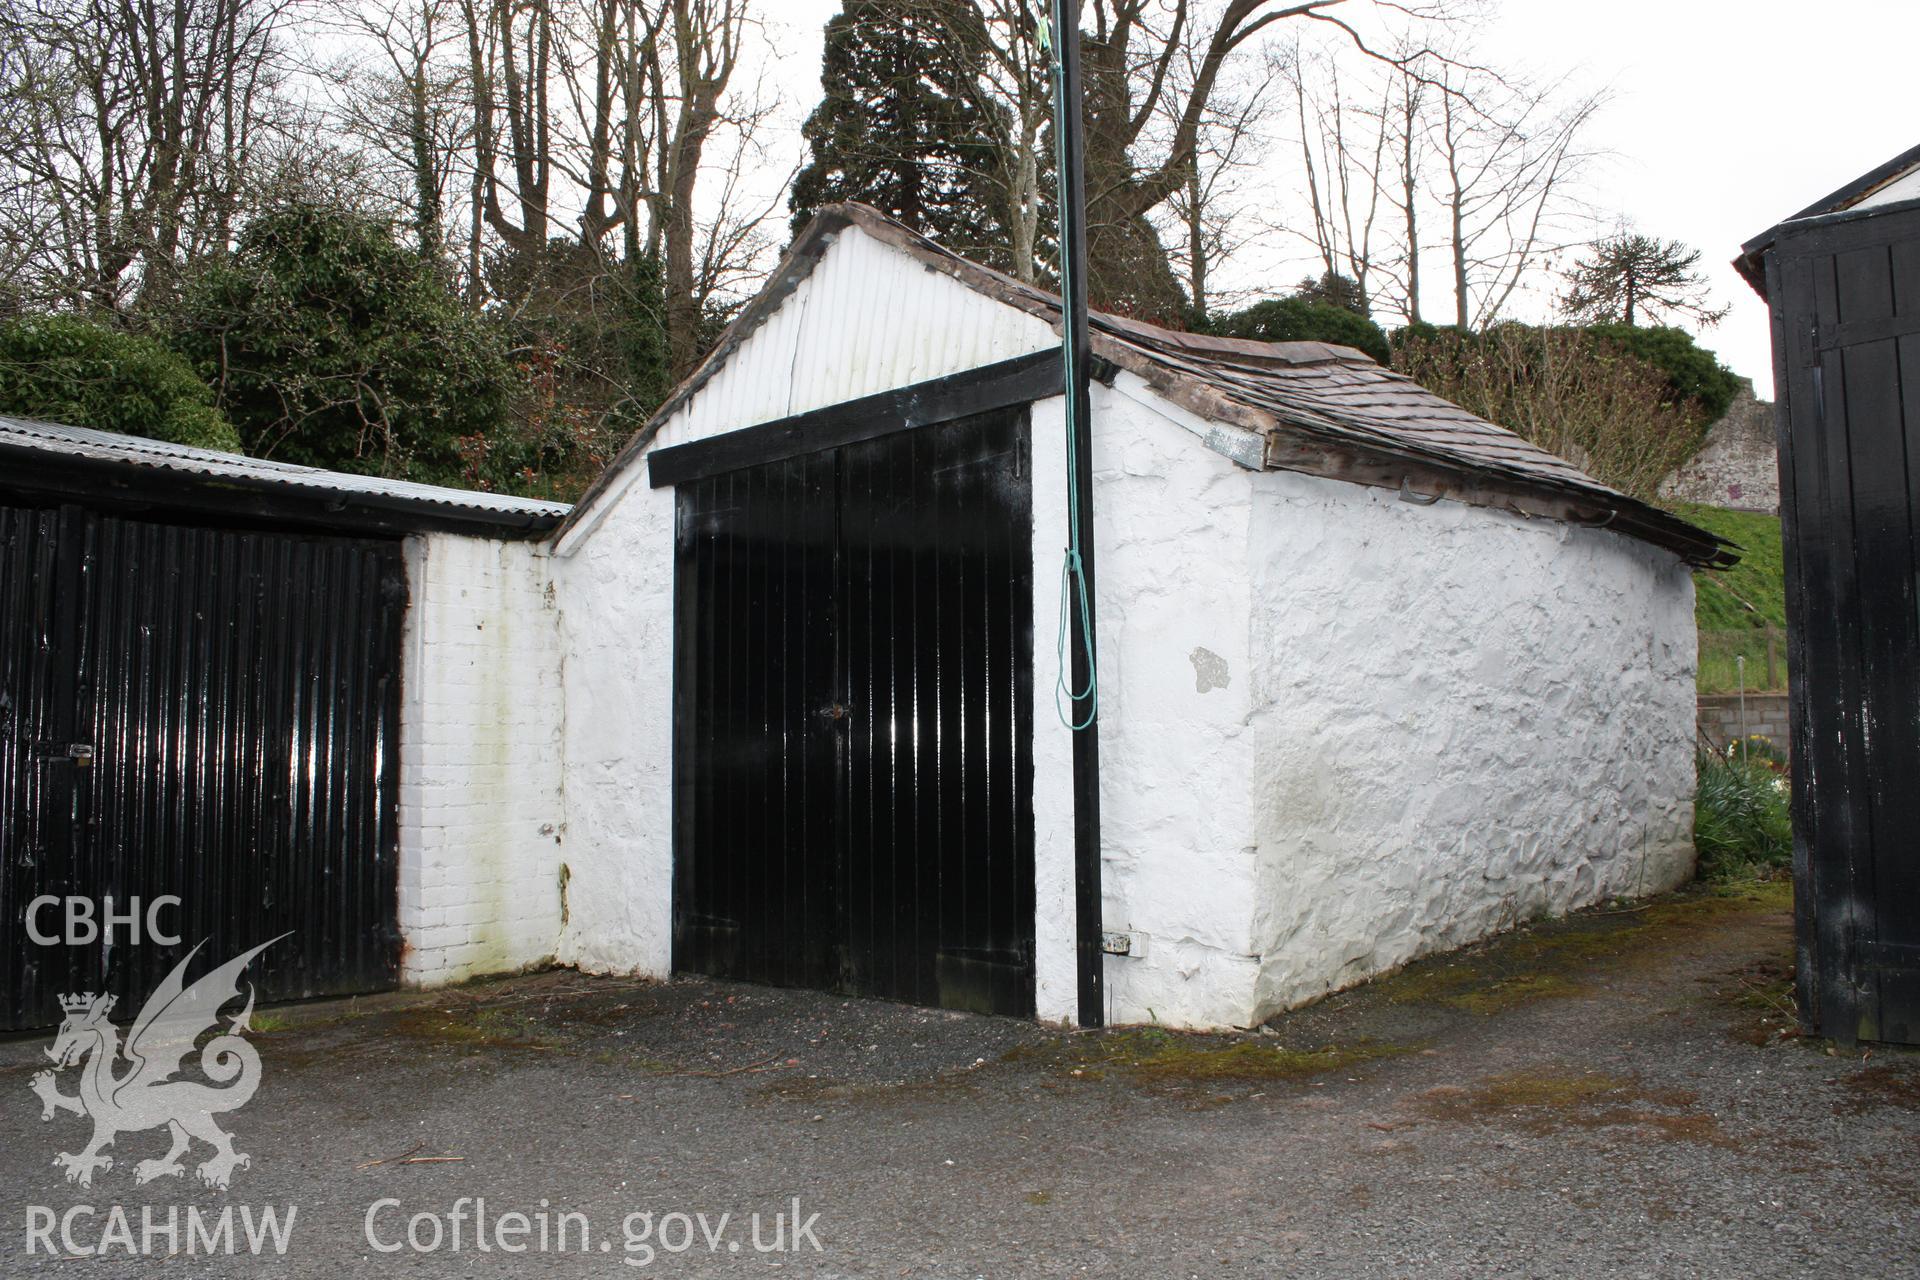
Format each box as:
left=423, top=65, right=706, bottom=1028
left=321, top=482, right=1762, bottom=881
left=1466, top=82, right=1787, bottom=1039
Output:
left=0, top=414, right=569, bottom=533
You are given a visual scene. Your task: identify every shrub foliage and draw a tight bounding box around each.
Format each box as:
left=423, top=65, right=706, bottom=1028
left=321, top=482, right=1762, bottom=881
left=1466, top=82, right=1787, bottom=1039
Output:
left=1206, top=297, right=1393, bottom=365
left=1391, top=323, right=1709, bottom=501
left=1694, top=749, right=1792, bottom=881
left=171, top=204, right=515, bottom=488
left=0, top=315, right=238, bottom=450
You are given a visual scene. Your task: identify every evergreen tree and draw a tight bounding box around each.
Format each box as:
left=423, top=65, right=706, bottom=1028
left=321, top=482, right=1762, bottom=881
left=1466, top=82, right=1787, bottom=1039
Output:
left=1293, top=271, right=1370, bottom=317
left=171, top=204, right=514, bottom=488
left=790, top=0, right=1006, bottom=263
left=1562, top=233, right=1730, bottom=328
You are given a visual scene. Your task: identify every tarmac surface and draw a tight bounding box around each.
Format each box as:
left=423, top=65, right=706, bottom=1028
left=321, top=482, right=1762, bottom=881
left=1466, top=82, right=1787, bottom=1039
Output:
left=2, top=876, right=1915, bottom=1278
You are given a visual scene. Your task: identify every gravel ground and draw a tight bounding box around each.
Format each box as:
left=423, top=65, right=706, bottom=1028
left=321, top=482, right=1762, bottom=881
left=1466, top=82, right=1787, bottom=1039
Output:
left=2, top=879, right=1915, bottom=1278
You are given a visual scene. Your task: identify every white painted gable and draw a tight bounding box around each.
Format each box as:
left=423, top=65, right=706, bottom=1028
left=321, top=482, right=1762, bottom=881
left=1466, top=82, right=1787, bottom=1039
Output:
left=557, top=225, right=1058, bottom=554
left=658, top=226, right=1055, bottom=449
left=1857, top=162, right=1920, bottom=210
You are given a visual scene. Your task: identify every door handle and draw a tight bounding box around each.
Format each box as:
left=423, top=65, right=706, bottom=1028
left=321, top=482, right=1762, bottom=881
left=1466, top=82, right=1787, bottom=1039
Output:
left=27, top=742, right=92, bottom=766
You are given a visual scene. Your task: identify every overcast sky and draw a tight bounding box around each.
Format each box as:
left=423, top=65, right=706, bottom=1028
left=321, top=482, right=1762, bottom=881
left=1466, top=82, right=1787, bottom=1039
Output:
left=762, top=1, right=1918, bottom=400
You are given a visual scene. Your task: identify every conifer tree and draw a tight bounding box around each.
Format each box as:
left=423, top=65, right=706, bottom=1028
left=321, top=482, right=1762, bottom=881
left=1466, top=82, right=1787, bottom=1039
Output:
left=790, top=0, right=1007, bottom=265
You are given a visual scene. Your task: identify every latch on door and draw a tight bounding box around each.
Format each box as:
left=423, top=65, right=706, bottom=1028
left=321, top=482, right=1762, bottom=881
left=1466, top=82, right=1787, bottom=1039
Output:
left=65, top=744, right=93, bottom=768
left=817, top=703, right=850, bottom=723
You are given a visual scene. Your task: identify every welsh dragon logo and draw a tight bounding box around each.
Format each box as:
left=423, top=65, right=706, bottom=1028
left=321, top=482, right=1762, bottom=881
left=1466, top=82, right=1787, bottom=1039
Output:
left=29, top=937, right=283, bottom=1190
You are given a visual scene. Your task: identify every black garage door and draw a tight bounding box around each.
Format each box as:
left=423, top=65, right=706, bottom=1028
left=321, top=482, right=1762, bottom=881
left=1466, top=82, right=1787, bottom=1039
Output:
left=0, top=503, right=405, bottom=1030
left=671, top=408, right=1036, bottom=1016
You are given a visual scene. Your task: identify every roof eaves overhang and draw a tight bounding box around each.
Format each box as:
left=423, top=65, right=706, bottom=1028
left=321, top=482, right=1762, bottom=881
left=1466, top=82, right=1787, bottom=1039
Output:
left=1736, top=141, right=1920, bottom=298
left=0, top=443, right=567, bottom=540
left=1082, top=325, right=1737, bottom=570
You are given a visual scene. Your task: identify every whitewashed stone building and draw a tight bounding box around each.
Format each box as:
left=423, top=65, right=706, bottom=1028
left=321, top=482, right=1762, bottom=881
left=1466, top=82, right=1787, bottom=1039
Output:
left=0, top=204, right=1732, bottom=1033
left=527, top=204, right=1729, bottom=1030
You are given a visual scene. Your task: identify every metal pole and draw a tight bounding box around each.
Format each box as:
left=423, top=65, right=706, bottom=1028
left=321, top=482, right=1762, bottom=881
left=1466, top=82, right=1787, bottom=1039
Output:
left=1737, top=655, right=1748, bottom=761
left=1048, top=0, right=1104, bottom=1028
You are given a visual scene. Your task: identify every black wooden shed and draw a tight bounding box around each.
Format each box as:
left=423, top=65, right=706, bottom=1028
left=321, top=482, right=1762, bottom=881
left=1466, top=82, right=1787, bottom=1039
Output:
left=1738, top=143, right=1920, bottom=1046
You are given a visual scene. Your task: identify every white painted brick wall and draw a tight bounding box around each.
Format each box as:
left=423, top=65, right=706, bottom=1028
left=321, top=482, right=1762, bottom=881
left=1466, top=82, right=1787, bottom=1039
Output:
left=396, top=534, right=566, bottom=986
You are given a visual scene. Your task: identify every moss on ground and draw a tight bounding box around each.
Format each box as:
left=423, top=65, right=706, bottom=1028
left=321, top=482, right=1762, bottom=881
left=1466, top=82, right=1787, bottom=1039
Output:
left=1369, top=878, right=1793, bottom=1017
left=388, top=1006, right=557, bottom=1051
left=1421, top=1066, right=1727, bottom=1145
left=1837, top=1065, right=1920, bottom=1115
left=1009, top=1026, right=1410, bottom=1088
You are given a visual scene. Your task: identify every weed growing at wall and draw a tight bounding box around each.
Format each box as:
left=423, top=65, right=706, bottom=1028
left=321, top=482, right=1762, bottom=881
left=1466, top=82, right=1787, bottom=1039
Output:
left=1694, top=748, right=1791, bottom=881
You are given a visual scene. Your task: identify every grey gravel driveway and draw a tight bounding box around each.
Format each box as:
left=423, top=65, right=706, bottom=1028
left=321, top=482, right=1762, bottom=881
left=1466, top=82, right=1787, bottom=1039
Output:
left=2, top=878, right=1915, bottom=1278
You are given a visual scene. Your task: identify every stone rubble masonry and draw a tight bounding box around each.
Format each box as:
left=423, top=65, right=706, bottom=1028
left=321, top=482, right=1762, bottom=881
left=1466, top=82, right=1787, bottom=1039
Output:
left=1659, top=384, right=1781, bottom=515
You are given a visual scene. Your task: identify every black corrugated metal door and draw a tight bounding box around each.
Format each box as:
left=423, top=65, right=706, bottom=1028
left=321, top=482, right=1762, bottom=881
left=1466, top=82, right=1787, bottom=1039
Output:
left=0, top=503, right=405, bottom=1030
left=672, top=408, right=1035, bottom=1016
left=1773, top=204, right=1920, bottom=1045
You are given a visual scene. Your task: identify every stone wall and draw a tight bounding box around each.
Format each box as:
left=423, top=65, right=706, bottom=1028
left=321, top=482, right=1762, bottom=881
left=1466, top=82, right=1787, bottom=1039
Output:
left=1245, top=474, right=1700, bottom=1022
left=1659, top=385, right=1780, bottom=514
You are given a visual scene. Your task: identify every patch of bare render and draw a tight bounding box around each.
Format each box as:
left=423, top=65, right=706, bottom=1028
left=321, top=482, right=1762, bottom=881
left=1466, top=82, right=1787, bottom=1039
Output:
left=1190, top=647, right=1231, bottom=694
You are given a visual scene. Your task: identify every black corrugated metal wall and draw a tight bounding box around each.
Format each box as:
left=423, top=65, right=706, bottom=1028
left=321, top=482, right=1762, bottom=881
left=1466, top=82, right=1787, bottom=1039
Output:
left=1771, top=202, right=1920, bottom=1046
left=671, top=408, right=1036, bottom=1016
left=0, top=503, right=405, bottom=1030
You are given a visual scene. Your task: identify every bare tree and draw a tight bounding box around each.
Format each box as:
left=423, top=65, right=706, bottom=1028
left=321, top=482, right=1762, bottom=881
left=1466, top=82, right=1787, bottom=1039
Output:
left=955, top=0, right=1054, bottom=284
left=0, top=0, right=305, bottom=311
left=1160, top=28, right=1275, bottom=315
left=1428, top=59, right=1602, bottom=329
left=324, top=0, right=475, bottom=258
left=1277, top=35, right=1392, bottom=314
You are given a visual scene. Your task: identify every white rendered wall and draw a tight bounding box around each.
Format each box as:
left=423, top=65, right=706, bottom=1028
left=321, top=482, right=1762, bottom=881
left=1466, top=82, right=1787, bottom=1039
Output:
left=547, top=220, right=1699, bottom=1030
left=1028, top=394, right=1079, bottom=1024
left=397, top=534, right=566, bottom=986
left=1241, top=472, right=1698, bottom=1020
left=1075, top=380, right=1264, bottom=1030
left=1857, top=164, right=1920, bottom=209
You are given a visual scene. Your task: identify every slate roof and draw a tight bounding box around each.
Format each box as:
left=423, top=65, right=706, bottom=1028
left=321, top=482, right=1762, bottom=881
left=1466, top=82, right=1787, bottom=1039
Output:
left=0, top=414, right=568, bottom=535
left=836, top=206, right=1731, bottom=567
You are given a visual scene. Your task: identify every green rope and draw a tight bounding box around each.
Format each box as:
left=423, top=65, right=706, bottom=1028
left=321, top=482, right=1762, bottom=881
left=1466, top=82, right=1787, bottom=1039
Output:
left=1043, top=7, right=1098, bottom=732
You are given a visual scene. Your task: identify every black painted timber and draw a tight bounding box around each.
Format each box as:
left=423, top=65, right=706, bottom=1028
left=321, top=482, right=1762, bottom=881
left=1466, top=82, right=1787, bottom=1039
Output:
left=1766, top=201, right=1920, bottom=1046
left=647, top=350, right=1065, bottom=489
left=670, top=408, right=1036, bottom=1017
left=0, top=502, right=405, bottom=1030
